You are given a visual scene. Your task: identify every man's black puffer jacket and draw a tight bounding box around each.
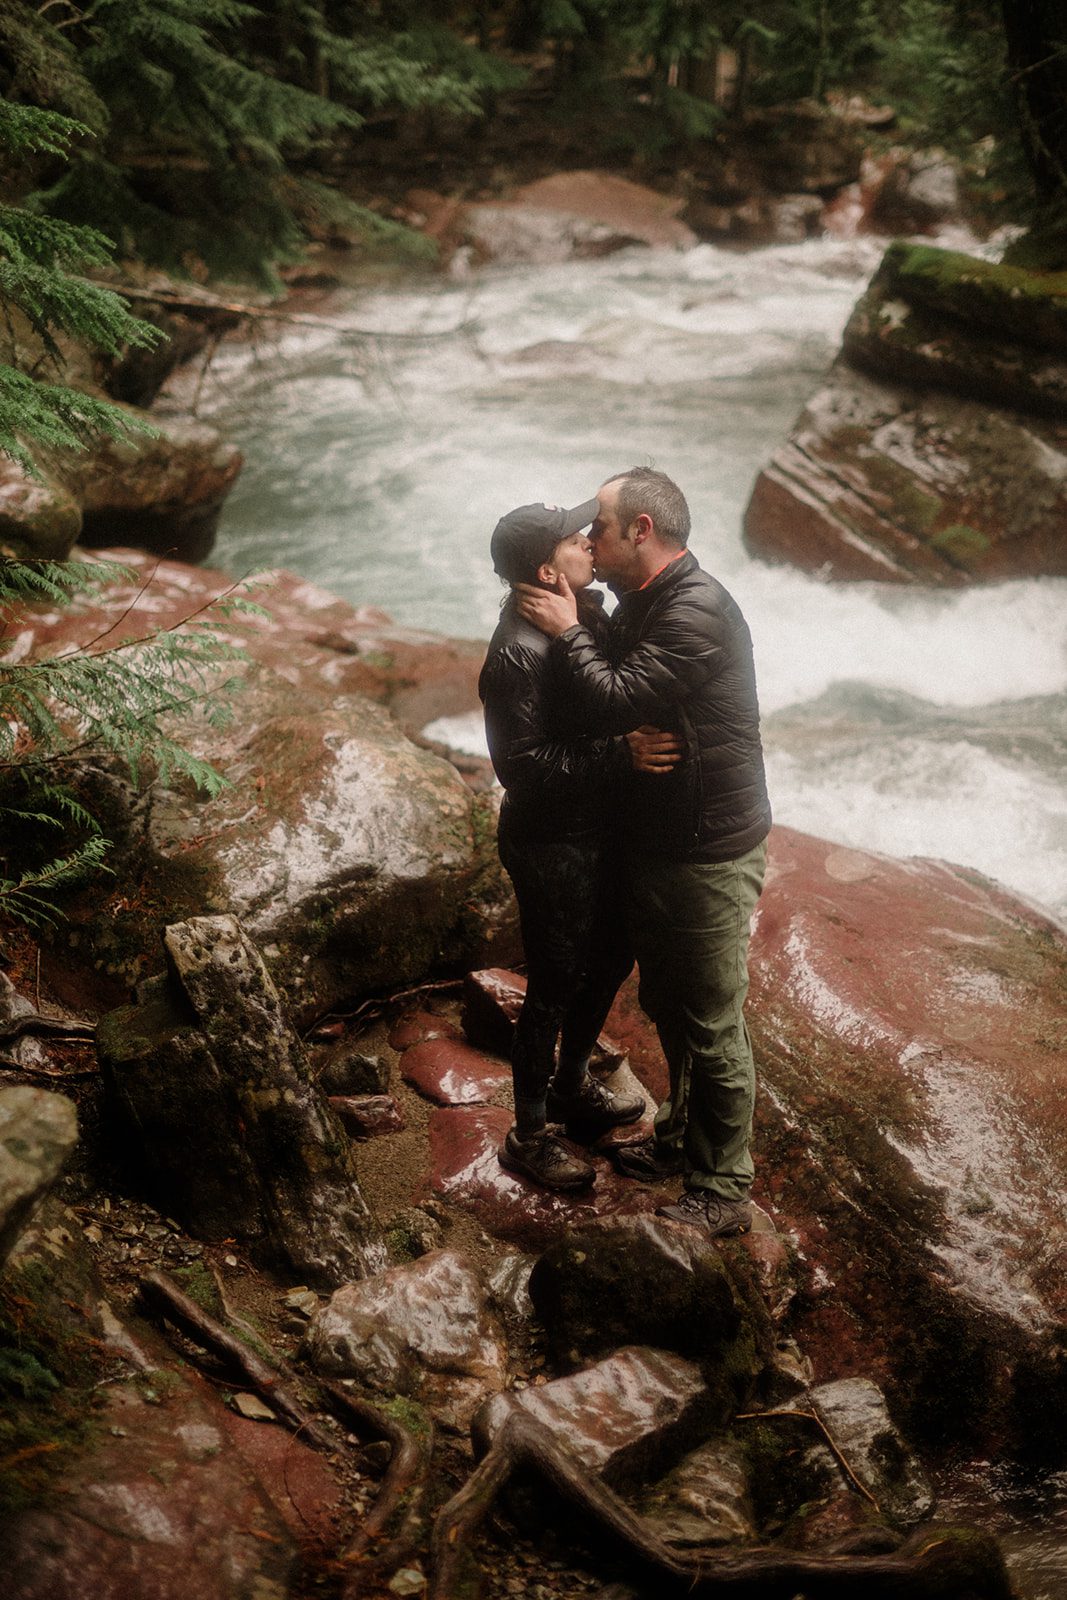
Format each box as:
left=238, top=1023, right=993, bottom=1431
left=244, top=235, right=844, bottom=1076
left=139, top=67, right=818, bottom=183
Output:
left=479, top=592, right=618, bottom=845
left=552, top=550, right=771, bottom=862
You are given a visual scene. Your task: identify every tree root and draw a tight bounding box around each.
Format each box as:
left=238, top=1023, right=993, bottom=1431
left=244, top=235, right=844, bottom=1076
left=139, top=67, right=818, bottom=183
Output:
left=320, top=1380, right=434, bottom=1597
left=140, top=1270, right=435, bottom=1594
left=139, top=1269, right=335, bottom=1452
left=429, top=1403, right=1012, bottom=1600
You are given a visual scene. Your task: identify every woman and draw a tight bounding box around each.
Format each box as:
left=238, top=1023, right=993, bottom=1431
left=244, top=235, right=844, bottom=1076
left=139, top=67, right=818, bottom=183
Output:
left=478, top=498, right=645, bottom=1192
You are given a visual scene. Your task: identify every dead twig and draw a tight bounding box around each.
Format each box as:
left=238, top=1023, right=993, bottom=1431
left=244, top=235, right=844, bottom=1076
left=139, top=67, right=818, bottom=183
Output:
left=735, top=1406, right=881, bottom=1511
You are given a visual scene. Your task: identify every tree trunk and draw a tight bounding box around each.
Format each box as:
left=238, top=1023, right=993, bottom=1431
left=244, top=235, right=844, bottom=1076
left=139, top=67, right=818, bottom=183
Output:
left=1001, top=0, right=1067, bottom=201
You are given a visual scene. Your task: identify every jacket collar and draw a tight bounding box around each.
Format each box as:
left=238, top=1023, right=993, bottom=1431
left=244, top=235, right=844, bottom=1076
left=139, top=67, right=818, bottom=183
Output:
left=618, top=547, right=699, bottom=610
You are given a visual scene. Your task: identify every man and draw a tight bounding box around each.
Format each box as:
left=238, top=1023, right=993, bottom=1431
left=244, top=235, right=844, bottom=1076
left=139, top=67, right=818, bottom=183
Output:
left=516, top=467, right=771, bottom=1238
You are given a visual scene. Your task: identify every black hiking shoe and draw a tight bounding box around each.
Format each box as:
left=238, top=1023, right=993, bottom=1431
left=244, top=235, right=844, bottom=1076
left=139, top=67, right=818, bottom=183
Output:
left=545, top=1074, right=645, bottom=1143
left=498, top=1127, right=595, bottom=1192
left=609, top=1134, right=684, bottom=1182
left=656, top=1189, right=752, bottom=1238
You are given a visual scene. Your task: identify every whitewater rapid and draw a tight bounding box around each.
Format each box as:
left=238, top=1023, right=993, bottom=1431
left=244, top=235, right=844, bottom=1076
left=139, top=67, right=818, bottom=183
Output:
left=187, top=233, right=1067, bottom=923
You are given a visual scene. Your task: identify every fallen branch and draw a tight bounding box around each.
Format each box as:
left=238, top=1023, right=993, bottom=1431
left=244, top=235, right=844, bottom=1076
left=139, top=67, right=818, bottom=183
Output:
left=320, top=1379, right=434, bottom=1595
left=429, top=1404, right=1011, bottom=1600
left=139, top=1269, right=335, bottom=1452
left=108, top=282, right=473, bottom=342
left=0, top=1009, right=95, bottom=1044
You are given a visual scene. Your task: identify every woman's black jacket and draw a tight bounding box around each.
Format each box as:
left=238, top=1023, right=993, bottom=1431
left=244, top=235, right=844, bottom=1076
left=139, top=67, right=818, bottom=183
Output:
left=479, top=592, right=617, bottom=846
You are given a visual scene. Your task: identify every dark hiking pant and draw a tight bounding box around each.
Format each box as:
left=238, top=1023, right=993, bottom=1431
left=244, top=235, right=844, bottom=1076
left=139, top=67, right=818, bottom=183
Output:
left=626, top=839, right=767, bottom=1201
left=499, top=831, right=633, bottom=1131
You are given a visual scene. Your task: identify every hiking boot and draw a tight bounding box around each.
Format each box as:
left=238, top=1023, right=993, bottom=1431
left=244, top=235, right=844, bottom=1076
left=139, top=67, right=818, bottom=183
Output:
left=610, top=1134, right=684, bottom=1182
left=498, top=1127, right=595, bottom=1192
left=545, top=1074, right=645, bottom=1143
left=656, top=1189, right=752, bottom=1238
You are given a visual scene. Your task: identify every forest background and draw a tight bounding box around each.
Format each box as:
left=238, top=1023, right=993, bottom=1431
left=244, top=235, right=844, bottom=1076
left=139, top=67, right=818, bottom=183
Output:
left=1, top=0, right=1066, bottom=927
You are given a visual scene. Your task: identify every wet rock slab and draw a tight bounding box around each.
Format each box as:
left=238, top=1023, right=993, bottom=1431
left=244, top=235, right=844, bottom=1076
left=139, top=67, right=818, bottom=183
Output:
left=1, top=1376, right=298, bottom=1600
left=473, top=1346, right=716, bottom=1490
left=0, top=1086, right=78, bottom=1266
left=302, top=1247, right=506, bottom=1430
left=400, top=1035, right=510, bottom=1105
left=427, top=1104, right=663, bottom=1250
left=747, top=825, right=1067, bottom=1445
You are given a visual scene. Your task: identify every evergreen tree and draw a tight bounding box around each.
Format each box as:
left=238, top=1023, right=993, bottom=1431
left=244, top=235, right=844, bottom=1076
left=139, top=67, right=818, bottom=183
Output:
left=0, top=99, right=248, bottom=931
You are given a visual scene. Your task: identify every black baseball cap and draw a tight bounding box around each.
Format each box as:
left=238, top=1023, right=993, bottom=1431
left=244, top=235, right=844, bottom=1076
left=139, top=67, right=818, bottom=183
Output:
left=490, top=498, right=598, bottom=584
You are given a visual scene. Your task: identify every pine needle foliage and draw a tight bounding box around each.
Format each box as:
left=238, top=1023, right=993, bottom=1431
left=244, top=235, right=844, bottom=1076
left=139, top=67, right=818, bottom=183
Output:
left=0, top=553, right=261, bottom=930
left=0, top=98, right=254, bottom=933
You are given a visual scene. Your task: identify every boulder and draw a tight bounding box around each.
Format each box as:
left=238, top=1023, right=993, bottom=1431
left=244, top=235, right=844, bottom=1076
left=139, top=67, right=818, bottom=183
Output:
left=12, top=555, right=511, bottom=1018
left=866, top=148, right=964, bottom=234
left=0, top=456, right=81, bottom=560
left=56, top=414, right=243, bottom=564
left=97, top=914, right=385, bottom=1287
left=472, top=1346, right=717, bottom=1489
left=638, top=1437, right=757, bottom=1547
left=527, top=1215, right=760, bottom=1380
left=302, top=1247, right=506, bottom=1430
left=744, top=243, right=1067, bottom=583
left=450, top=171, right=697, bottom=266
left=744, top=826, right=1067, bottom=1454
left=0, top=1087, right=78, bottom=1267
left=810, top=1377, right=934, bottom=1527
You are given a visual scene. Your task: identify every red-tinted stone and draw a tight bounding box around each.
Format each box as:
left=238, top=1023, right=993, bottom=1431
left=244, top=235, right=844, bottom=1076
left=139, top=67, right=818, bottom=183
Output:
left=387, top=1009, right=461, bottom=1051
left=462, top=967, right=628, bottom=1072
left=427, top=1104, right=665, bottom=1250
left=741, top=825, right=1067, bottom=1442
left=472, top=1346, right=714, bottom=1489
left=400, top=1036, right=510, bottom=1106
left=217, top=1410, right=346, bottom=1548
left=1, top=1375, right=296, bottom=1600
left=327, top=1093, right=405, bottom=1137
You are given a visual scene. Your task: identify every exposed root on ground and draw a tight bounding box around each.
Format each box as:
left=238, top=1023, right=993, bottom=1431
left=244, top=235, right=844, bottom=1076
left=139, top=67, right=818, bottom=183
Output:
left=430, top=1403, right=1011, bottom=1600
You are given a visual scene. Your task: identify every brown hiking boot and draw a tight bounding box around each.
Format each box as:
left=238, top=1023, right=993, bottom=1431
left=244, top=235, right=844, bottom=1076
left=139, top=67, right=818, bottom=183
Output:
left=498, top=1128, right=595, bottom=1192
left=656, top=1189, right=752, bottom=1238
left=610, top=1134, right=684, bottom=1181
left=545, top=1074, right=645, bottom=1143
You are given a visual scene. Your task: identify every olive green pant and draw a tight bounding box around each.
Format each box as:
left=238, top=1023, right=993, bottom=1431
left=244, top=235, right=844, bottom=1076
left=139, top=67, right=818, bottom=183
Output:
left=626, top=840, right=767, bottom=1201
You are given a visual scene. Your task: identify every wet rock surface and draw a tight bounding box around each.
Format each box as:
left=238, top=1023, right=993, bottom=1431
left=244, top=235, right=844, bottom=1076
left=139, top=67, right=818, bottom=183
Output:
left=811, top=1376, right=935, bottom=1526
left=638, top=1436, right=757, bottom=1547
left=9, top=553, right=512, bottom=1017
left=744, top=242, right=1067, bottom=583
left=473, top=1346, right=716, bottom=1489
left=97, top=914, right=385, bottom=1286
left=528, top=1215, right=753, bottom=1366
left=0, top=1086, right=78, bottom=1266
left=747, top=825, right=1067, bottom=1449
left=302, top=1246, right=506, bottom=1429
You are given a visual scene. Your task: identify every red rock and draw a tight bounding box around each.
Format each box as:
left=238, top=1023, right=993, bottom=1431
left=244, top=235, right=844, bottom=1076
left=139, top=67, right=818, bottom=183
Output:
left=472, top=1346, right=715, bottom=1489
left=387, top=1009, right=461, bottom=1050
left=462, top=967, right=628, bottom=1071
left=327, top=1093, right=405, bottom=1137
left=400, top=1036, right=510, bottom=1106
left=742, top=825, right=1067, bottom=1446
left=426, top=1105, right=664, bottom=1250
left=1, top=1376, right=296, bottom=1600
left=217, top=1411, right=346, bottom=1547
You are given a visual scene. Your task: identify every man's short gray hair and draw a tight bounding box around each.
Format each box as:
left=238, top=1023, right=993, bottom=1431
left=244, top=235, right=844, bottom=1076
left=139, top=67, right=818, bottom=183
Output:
left=604, top=467, right=691, bottom=547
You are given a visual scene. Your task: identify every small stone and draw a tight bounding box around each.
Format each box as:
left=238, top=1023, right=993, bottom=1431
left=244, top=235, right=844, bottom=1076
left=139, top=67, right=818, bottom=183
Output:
left=387, top=1568, right=426, bottom=1597
left=284, top=1287, right=320, bottom=1316
left=232, top=1392, right=277, bottom=1422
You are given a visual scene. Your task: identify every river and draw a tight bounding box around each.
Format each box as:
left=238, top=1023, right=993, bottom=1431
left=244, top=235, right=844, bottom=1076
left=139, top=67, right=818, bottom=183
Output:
left=193, top=231, right=1067, bottom=931
left=188, top=232, right=1067, bottom=1591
